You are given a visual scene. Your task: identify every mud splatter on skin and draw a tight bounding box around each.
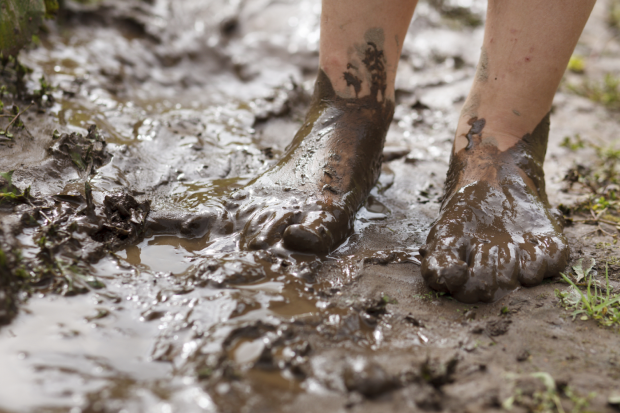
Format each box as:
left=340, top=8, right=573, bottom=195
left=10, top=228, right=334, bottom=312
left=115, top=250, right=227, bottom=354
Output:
left=362, top=42, right=387, bottom=102
left=420, top=114, right=569, bottom=303
left=236, top=30, right=393, bottom=254
left=464, top=117, right=486, bottom=150
left=343, top=63, right=362, bottom=98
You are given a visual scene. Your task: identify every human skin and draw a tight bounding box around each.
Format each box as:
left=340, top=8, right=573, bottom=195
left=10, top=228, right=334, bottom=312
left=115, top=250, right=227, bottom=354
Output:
left=234, top=0, right=417, bottom=253
left=419, top=0, right=596, bottom=302
left=236, top=0, right=595, bottom=302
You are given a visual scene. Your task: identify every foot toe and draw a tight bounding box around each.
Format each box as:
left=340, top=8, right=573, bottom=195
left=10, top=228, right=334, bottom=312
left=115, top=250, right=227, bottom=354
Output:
left=421, top=243, right=469, bottom=295
left=518, top=234, right=569, bottom=286
left=282, top=210, right=338, bottom=253
left=423, top=240, right=521, bottom=303
left=458, top=242, right=503, bottom=303
left=283, top=224, right=326, bottom=253
left=495, top=242, right=520, bottom=288
left=241, top=209, right=299, bottom=250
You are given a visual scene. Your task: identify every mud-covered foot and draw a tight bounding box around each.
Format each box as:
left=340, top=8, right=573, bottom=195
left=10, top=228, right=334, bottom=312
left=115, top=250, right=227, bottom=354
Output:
left=419, top=114, right=569, bottom=303
left=231, top=43, right=394, bottom=254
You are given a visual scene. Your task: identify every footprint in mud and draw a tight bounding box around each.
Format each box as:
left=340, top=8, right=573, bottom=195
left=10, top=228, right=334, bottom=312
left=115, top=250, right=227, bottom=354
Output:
left=228, top=43, right=394, bottom=254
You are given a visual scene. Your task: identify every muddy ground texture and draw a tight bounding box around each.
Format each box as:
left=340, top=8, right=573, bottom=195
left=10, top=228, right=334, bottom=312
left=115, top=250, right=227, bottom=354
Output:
left=1, top=0, right=620, bottom=412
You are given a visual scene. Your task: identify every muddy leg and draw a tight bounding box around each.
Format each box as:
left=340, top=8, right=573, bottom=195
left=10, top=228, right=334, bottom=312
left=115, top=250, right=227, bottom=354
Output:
left=236, top=0, right=418, bottom=253
left=420, top=0, right=596, bottom=303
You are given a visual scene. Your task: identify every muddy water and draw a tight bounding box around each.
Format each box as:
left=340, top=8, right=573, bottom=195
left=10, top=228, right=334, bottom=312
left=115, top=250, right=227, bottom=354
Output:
left=2, top=0, right=620, bottom=412
left=2, top=2, right=433, bottom=409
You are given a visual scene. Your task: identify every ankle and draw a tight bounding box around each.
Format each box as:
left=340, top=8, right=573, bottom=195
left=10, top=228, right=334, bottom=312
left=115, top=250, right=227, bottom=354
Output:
left=319, top=55, right=396, bottom=102
left=453, top=113, right=549, bottom=154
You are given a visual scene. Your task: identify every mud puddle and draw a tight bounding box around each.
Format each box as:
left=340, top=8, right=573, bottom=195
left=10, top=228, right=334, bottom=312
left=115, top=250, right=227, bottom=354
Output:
left=1, top=0, right=620, bottom=412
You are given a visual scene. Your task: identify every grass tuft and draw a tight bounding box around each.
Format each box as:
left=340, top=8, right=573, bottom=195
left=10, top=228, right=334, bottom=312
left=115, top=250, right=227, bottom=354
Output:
left=561, top=136, right=620, bottom=235
left=555, top=261, right=620, bottom=327
left=503, top=372, right=595, bottom=413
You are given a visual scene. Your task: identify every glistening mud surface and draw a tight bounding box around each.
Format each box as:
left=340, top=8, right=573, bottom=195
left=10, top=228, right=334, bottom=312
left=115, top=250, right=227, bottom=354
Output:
left=421, top=114, right=569, bottom=303
left=239, top=66, right=393, bottom=254
left=1, top=0, right=620, bottom=412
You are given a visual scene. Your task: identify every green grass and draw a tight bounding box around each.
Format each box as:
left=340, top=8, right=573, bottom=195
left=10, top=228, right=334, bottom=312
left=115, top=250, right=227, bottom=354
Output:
left=0, top=170, right=31, bottom=205
left=559, top=134, right=585, bottom=151
left=555, top=261, right=620, bottom=327
left=560, top=136, right=620, bottom=229
left=567, top=73, right=620, bottom=111
left=503, top=372, right=595, bottom=413
left=610, top=0, right=620, bottom=31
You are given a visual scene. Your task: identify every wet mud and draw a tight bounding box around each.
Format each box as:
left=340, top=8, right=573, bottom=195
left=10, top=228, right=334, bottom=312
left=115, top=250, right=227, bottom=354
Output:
left=0, top=0, right=620, bottom=412
left=421, top=114, right=569, bottom=303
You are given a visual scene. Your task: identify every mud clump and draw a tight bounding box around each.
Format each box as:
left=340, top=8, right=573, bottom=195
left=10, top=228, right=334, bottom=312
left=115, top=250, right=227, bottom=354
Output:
left=48, top=125, right=111, bottom=175
left=193, top=320, right=313, bottom=394
left=31, top=188, right=149, bottom=293
left=343, top=359, right=400, bottom=398
left=485, top=318, right=512, bottom=337
left=470, top=317, right=512, bottom=337
left=92, top=193, right=150, bottom=250
left=0, top=124, right=151, bottom=314
left=420, top=354, right=459, bottom=387
left=0, top=234, right=26, bottom=325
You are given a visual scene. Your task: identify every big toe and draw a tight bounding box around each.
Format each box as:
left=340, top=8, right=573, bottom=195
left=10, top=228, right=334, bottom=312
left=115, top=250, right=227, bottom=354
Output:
left=282, top=210, right=344, bottom=253
left=456, top=241, right=518, bottom=303
left=518, top=234, right=569, bottom=286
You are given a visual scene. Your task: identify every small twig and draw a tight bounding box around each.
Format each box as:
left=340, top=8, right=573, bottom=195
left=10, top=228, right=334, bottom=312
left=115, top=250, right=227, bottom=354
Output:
left=595, top=207, right=608, bottom=220
left=600, top=219, right=620, bottom=227
left=590, top=208, right=598, bottom=220
left=26, top=199, right=52, bottom=224
left=583, top=227, right=604, bottom=238
left=582, top=224, right=616, bottom=238
left=598, top=225, right=616, bottom=237
left=4, top=101, right=33, bottom=133
left=569, top=217, right=620, bottom=227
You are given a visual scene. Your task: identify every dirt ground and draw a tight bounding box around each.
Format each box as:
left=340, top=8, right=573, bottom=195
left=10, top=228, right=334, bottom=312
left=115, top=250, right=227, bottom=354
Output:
left=0, top=0, right=619, bottom=412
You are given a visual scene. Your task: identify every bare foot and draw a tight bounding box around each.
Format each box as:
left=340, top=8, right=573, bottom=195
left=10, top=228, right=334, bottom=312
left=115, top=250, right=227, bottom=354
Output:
left=231, top=44, right=394, bottom=254
left=419, top=114, right=569, bottom=303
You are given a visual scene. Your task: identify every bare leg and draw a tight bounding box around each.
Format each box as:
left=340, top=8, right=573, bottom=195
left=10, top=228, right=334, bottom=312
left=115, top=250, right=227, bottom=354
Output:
left=237, top=0, right=417, bottom=253
left=420, top=1, right=596, bottom=302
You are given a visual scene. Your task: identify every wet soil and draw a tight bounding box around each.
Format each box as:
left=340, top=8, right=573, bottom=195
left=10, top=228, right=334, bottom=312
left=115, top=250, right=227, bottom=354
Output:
left=1, top=0, right=620, bottom=412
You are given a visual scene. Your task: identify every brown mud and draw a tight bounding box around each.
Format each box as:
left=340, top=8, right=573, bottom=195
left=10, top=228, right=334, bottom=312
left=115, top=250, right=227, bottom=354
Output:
left=421, top=114, right=569, bottom=303
left=0, top=0, right=619, bottom=412
left=238, top=46, right=393, bottom=254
